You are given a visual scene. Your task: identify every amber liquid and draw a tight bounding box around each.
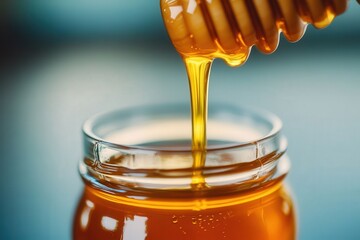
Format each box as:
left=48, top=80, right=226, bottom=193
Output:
left=161, top=0, right=346, bottom=187
left=74, top=181, right=295, bottom=239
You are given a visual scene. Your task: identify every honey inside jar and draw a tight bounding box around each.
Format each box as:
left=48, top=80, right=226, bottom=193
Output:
left=74, top=182, right=295, bottom=239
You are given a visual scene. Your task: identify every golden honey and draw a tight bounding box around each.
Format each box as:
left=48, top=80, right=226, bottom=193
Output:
left=74, top=182, right=295, bottom=239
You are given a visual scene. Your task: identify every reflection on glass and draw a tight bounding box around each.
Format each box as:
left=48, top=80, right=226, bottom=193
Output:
left=80, top=200, right=94, bottom=231
left=101, top=216, right=118, bottom=232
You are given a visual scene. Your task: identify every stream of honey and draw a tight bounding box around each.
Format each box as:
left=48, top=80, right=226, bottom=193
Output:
left=161, top=0, right=347, bottom=188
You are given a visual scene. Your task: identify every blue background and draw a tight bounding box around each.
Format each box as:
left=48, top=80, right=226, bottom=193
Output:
left=0, top=1, right=359, bottom=239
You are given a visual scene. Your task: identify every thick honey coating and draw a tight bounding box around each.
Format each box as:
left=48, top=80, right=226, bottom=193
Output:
left=161, top=0, right=347, bottom=65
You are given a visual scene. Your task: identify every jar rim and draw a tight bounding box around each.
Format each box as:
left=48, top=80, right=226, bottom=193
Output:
left=82, top=103, right=283, bottom=152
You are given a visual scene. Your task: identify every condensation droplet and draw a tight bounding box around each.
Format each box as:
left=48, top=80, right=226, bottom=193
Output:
left=191, top=217, right=197, bottom=225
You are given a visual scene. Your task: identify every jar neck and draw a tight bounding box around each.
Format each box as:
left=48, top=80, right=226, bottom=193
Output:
left=80, top=104, right=289, bottom=198
left=84, top=179, right=286, bottom=210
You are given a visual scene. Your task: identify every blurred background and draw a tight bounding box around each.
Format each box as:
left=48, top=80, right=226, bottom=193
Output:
left=0, top=1, right=359, bottom=239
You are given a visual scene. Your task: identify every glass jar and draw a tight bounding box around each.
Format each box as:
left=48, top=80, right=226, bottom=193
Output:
left=73, top=104, right=296, bottom=240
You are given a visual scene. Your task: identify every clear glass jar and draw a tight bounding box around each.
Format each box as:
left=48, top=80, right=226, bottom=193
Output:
left=73, top=104, right=296, bottom=240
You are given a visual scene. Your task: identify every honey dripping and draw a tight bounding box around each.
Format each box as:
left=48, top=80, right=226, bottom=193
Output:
left=161, top=0, right=347, bottom=189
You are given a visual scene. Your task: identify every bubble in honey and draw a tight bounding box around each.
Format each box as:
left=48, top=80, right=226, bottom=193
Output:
left=172, top=215, right=178, bottom=224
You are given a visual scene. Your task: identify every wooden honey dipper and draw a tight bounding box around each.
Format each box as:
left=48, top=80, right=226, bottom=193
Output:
left=161, top=0, right=348, bottom=66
